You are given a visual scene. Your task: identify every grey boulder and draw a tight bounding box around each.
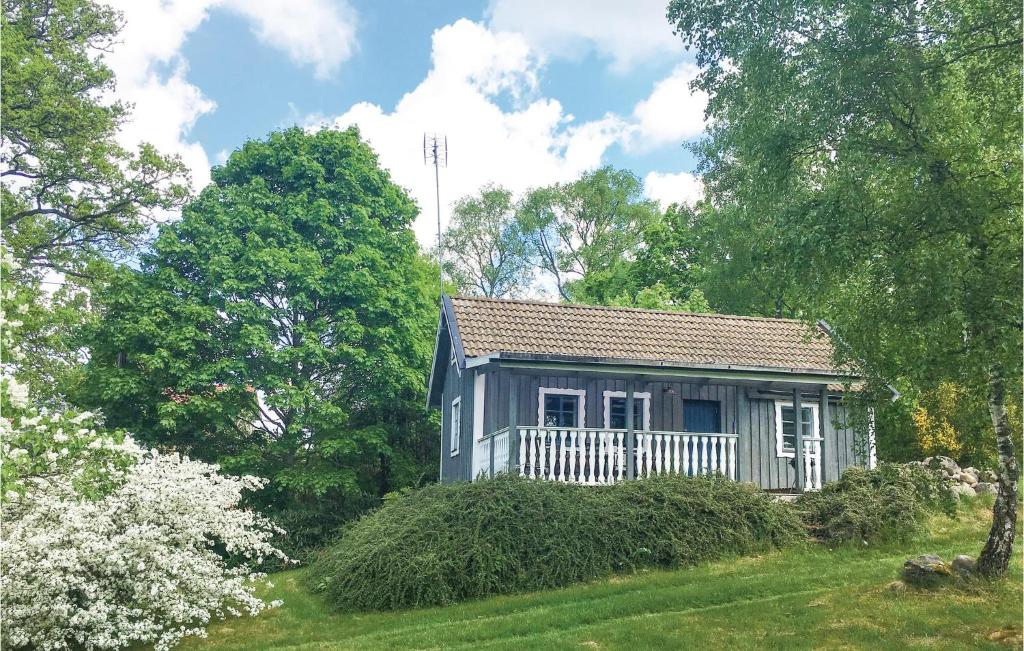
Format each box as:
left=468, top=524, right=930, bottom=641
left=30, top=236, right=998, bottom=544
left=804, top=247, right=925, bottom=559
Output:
left=950, top=483, right=976, bottom=499
left=902, top=554, right=954, bottom=586
left=952, top=554, right=976, bottom=576
left=973, top=482, right=998, bottom=496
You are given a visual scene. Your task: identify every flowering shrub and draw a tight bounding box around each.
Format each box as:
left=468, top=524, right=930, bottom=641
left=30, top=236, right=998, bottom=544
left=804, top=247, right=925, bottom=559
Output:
left=1, top=404, right=289, bottom=650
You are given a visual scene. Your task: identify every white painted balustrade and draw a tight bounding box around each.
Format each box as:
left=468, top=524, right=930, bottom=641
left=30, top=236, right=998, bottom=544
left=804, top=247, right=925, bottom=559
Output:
left=515, top=427, right=739, bottom=484
left=473, top=427, right=511, bottom=479
left=802, top=436, right=824, bottom=491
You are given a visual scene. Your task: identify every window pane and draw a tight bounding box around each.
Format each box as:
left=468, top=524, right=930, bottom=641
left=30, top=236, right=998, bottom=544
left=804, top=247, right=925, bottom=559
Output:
left=544, top=394, right=578, bottom=427
left=782, top=406, right=816, bottom=452
left=451, top=402, right=460, bottom=452
left=781, top=407, right=796, bottom=450
left=609, top=397, right=644, bottom=429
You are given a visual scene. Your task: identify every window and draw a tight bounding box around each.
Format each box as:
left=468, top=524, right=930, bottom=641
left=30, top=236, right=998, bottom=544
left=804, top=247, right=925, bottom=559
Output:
left=544, top=394, right=578, bottom=427
left=774, top=402, right=819, bottom=458
left=450, top=397, right=461, bottom=456
left=602, top=391, right=652, bottom=430
left=537, top=388, right=586, bottom=428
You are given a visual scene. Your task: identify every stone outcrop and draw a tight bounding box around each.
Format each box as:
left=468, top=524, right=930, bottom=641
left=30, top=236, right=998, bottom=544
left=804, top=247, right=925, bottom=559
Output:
left=914, top=456, right=997, bottom=498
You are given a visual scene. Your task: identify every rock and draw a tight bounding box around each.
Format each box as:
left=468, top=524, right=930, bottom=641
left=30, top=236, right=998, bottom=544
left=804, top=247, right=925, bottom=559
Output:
left=902, top=554, right=954, bottom=587
left=952, top=554, right=976, bottom=576
left=927, top=455, right=960, bottom=475
left=958, top=471, right=978, bottom=485
left=974, top=482, right=998, bottom=496
left=950, top=483, right=976, bottom=499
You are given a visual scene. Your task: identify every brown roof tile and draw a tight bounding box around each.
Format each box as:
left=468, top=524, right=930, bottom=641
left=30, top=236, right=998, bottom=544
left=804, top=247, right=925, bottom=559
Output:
left=450, top=296, right=848, bottom=375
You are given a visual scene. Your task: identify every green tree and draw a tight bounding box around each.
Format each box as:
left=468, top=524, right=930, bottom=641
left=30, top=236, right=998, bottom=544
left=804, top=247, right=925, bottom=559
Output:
left=80, top=127, right=439, bottom=556
left=518, top=167, right=658, bottom=301
left=692, top=203, right=804, bottom=318
left=571, top=203, right=712, bottom=313
left=441, top=184, right=533, bottom=297
left=1, top=0, right=189, bottom=401
left=668, top=0, right=1021, bottom=574
left=1, top=0, right=188, bottom=277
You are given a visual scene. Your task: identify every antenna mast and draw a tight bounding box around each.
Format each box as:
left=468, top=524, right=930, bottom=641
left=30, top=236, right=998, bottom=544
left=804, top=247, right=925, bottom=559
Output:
left=423, top=133, right=447, bottom=299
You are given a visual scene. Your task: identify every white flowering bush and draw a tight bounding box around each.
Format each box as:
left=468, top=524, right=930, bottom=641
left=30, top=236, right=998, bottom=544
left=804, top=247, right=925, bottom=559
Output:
left=1, top=404, right=289, bottom=650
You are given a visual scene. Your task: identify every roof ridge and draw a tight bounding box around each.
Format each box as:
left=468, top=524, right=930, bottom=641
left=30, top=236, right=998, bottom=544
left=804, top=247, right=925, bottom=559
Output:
left=449, top=294, right=816, bottom=327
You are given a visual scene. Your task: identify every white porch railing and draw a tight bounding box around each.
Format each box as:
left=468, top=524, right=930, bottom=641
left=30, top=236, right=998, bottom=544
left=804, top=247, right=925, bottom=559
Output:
left=515, top=427, right=739, bottom=485
left=472, top=427, right=511, bottom=479
left=802, top=436, right=824, bottom=491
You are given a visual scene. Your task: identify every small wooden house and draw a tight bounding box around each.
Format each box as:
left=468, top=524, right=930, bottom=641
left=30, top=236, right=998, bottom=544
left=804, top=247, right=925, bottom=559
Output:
left=427, top=296, right=876, bottom=492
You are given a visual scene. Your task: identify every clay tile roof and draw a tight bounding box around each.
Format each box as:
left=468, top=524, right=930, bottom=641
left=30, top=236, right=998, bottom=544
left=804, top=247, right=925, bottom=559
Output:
left=450, top=296, right=850, bottom=376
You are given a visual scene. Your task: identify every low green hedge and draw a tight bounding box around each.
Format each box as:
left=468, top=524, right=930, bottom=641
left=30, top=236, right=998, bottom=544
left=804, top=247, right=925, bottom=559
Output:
left=307, top=474, right=802, bottom=611
left=796, top=463, right=956, bottom=544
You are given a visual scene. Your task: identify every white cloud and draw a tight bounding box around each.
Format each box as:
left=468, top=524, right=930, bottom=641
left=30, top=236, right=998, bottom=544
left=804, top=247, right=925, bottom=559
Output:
left=101, top=0, right=358, bottom=193
left=104, top=0, right=215, bottom=190
left=317, top=20, right=631, bottom=245
left=628, top=63, right=708, bottom=151
left=223, top=0, right=357, bottom=79
left=486, top=0, right=684, bottom=70
left=644, top=171, right=703, bottom=208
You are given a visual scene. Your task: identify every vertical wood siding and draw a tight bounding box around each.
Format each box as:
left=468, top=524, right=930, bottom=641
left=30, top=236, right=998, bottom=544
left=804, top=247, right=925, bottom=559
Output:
left=438, top=360, right=476, bottom=482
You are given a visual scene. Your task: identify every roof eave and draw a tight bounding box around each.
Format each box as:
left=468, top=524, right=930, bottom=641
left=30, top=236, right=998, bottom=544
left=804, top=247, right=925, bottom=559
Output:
left=467, top=351, right=861, bottom=383
left=426, top=296, right=469, bottom=409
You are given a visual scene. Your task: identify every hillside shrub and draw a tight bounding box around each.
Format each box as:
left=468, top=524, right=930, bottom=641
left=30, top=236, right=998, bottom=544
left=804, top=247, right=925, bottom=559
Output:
left=797, top=463, right=955, bottom=544
left=307, top=474, right=801, bottom=611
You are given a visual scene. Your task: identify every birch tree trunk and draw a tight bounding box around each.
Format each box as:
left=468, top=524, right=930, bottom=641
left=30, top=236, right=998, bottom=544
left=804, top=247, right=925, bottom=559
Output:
left=976, top=369, right=1019, bottom=577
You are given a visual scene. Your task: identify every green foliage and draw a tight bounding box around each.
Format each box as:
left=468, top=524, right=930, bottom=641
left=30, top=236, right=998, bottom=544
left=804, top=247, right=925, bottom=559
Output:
left=668, top=0, right=1021, bottom=469
left=79, top=127, right=440, bottom=554
left=1, top=0, right=189, bottom=277
left=1, top=0, right=190, bottom=404
left=0, top=399, right=134, bottom=502
left=518, top=167, right=659, bottom=301
left=568, top=202, right=712, bottom=313
left=440, top=184, right=533, bottom=298
left=797, top=463, right=956, bottom=544
left=668, top=0, right=1023, bottom=574
left=307, top=474, right=801, bottom=611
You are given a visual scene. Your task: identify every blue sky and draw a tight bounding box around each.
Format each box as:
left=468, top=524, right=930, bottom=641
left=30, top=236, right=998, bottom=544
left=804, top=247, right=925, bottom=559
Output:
left=105, top=0, right=707, bottom=245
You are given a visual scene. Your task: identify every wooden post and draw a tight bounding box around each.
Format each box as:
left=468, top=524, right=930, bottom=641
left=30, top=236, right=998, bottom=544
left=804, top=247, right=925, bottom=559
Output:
left=626, top=379, right=636, bottom=480
left=793, top=387, right=805, bottom=492
left=819, top=386, right=830, bottom=483
left=508, top=376, right=519, bottom=475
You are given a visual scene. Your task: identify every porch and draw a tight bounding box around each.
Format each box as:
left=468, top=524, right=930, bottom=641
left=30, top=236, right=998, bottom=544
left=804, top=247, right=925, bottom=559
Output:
left=474, top=426, right=826, bottom=490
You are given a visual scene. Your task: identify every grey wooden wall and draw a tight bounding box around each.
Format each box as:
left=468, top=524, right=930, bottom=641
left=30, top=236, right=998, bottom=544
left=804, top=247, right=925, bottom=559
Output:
left=438, top=357, right=475, bottom=482
left=443, top=366, right=864, bottom=488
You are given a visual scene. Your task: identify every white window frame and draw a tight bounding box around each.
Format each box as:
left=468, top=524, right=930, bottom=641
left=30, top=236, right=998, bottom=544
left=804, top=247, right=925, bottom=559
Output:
left=450, top=397, right=461, bottom=457
left=774, top=401, right=820, bottom=458
left=602, top=390, right=652, bottom=431
left=537, top=387, right=586, bottom=428
left=473, top=372, right=486, bottom=441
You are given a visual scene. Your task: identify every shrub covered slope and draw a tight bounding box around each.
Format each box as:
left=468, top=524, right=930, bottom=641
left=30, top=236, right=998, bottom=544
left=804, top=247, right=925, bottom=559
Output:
left=797, top=463, right=956, bottom=544
left=307, top=474, right=801, bottom=611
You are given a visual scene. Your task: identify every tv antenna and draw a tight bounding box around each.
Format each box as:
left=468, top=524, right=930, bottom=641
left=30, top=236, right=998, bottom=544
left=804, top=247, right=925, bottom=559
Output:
left=424, top=133, right=447, bottom=299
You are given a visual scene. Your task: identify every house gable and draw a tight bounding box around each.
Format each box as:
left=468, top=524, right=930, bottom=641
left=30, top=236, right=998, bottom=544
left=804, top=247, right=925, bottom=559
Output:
left=427, top=295, right=467, bottom=409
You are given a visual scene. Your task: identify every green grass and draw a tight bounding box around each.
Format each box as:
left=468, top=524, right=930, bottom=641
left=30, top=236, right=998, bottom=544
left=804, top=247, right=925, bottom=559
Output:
left=185, top=499, right=1021, bottom=650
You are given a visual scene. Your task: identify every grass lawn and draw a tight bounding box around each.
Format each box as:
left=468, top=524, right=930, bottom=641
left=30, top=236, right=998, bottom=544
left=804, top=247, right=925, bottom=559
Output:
left=185, top=499, right=1021, bottom=650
